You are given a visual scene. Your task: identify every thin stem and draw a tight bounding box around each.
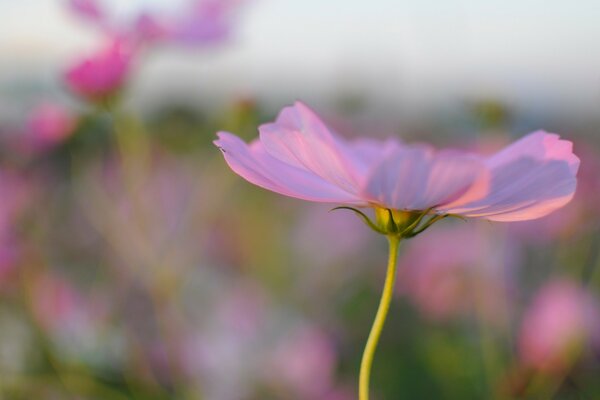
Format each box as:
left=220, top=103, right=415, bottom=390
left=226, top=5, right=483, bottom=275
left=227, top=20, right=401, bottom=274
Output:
left=359, top=235, right=401, bottom=400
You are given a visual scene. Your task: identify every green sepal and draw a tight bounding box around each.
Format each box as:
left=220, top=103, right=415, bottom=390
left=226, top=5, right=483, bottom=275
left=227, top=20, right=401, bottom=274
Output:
left=404, top=214, right=449, bottom=238
left=330, top=206, right=386, bottom=234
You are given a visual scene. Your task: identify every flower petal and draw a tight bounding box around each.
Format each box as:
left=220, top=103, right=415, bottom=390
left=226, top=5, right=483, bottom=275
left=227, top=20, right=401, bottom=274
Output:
left=362, top=145, right=487, bottom=211
left=214, top=132, right=364, bottom=204
left=258, top=102, right=363, bottom=195
left=68, top=0, right=105, bottom=24
left=443, top=131, right=579, bottom=221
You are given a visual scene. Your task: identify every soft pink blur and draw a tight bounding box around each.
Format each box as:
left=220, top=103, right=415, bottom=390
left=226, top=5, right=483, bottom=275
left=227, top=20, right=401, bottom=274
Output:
left=64, top=37, right=134, bottom=103
left=398, top=223, right=515, bottom=323
left=292, top=205, right=369, bottom=267
left=80, top=154, right=208, bottom=282
left=518, top=279, right=600, bottom=374
left=268, top=326, right=337, bottom=398
left=31, top=272, right=109, bottom=338
left=0, top=171, right=33, bottom=285
left=179, top=273, right=345, bottom=399
left=21, top=103, right=76, bottom=153
left=68, top=0, right=242, bottom=47
left=215, top=102, right=578, bottom=222
left=167, top=0, right=242, bottom=46
left=69, top=0, right=105, bottom=23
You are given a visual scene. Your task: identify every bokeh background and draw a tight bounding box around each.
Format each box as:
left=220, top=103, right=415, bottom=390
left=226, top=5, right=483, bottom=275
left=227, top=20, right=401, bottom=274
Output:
left=1, top=0, right=600, bottom=399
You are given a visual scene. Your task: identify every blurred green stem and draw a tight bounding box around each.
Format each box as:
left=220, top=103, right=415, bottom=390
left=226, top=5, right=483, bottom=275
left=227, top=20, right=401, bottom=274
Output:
left=359, top=235, right=400, bottom=400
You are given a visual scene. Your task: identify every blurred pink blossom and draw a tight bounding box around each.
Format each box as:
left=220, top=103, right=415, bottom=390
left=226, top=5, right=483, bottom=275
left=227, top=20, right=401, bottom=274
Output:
left=31, top=273, right=108, bottom=334
left=29, top=271, right=120, bottom=366
left=75, top=154, right=214, bottom=296
left=167, top=0, right=243, bottom=46
left=0, top=171, right=33, bottom=284
left=179, top=273, right=345, bottom=399
left=215, top=101, right=579, bottom=222
left=518, top=280, right=600, bottom=373
left=398, top=223, right=515, bottom=322
left=292, top=205, right=369, bottom=268
left=268, top=326, right=338, bottom=399
left=64, top=37, right=134, bottom=103
left=32, top=274, right=82, bottom=332
left=67, top=0, right=243, bottom=47
left=0, top=236, right=21, bottom=286
left=22, top=103, right=76, bottom=152
left=68, top=0, right=105, bottom=23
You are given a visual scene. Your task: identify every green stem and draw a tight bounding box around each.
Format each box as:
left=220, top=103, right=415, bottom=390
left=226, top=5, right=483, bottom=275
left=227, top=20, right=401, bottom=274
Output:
left=359, top=235, right=401, bottom=400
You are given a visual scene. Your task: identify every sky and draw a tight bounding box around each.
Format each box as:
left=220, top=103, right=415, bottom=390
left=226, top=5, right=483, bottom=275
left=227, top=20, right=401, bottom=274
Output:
left=1, top=0, right=600, bottom=118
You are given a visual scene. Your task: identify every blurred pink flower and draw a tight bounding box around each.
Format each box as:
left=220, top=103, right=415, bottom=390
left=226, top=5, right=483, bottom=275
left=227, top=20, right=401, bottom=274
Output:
left=22, top=103, right=76, bottom=152
left=0, top=236, right=21, bottom=286
left=80, top=154, right=208, bottom=279
left=29, top=272, right=119, bottom=366
left=0, top=171, right=32, bottom=236
left=179, top=272, right=345, bottom=399
left=0, top=171, right=33, bottom=284
left=132, top=12, right=168, bottom=43
left=32, top=274, right=81, bottom=332
left=215, top=102, right=578, bottom=222
left=518, top=280, right=600, bottom=374
left=67, top=0, right=243, bottom=47
left=64, top=38, right=134, bottom=102
left=268, top=326, right=338, bottom=399
left=68, top=0, right=105, bottom=23
left=398, top=223, right=515, bottom=322
left=292, top=205, right=369, bottom=268
left=166, top=0, right=243, bottom=46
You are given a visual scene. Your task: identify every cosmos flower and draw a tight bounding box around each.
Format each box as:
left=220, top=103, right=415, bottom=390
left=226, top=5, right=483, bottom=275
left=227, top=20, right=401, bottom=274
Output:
left=22, top=103, right=76, bottom=152
left=518, top=280, right=600, bottom=374
left=215, top=101, right=579, bottom=227
left=64, top=37, right=134, bottom=103
left=398, top=222, right=515, bottom=323
left=166, top=0, right=243, bottom=47
left=215, top=101, right=580, bottom=400
left=68, top=0, right=105, bottom=24
left=67, top=0, right=243, bottom=47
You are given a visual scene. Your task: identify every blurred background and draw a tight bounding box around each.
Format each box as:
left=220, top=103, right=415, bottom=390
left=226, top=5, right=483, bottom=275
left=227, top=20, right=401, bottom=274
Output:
left=0, top=0, right=599, bottom=399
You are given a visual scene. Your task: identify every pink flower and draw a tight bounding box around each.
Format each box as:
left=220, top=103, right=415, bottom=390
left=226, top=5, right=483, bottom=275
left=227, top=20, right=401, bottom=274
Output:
left=215, top=102, right=579, bottom=222
left=292, top=204, right=370, bottom=267
left=68, top=0, right=105, bottom=24
left=64, top=38, right=133, bottom=102
left=166, top=0, right=243, bottom=46
left=32, top=274, right=81, bottom=332
left=518, top=280, right=600, bottom=373
left=67, top=0, right=242, bottom=47
left=268, top=326, right=338, bottom=399
left=398, top=223, right=515, bottom=323
left=23, top=103, right=76, bottom=152
left=0, top=170, right=33, bottom=285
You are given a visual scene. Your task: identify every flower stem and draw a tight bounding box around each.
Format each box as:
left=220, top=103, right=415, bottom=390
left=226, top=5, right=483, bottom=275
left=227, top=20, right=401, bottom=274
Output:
left=359, top=235, right=401, bottom=400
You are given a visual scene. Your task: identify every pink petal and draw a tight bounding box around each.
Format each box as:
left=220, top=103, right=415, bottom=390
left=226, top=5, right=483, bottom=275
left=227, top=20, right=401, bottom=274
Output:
left=347, top=137, right=402, bottom=177
left=362, top=145, right=487, bottom=211
left=68, top=0, right=105, bottom=23
left=443, top=131, right=579, bottom=221
left=165, top=0, right=242, bottom=46
left=64, top=37, right=134, bottom=100
left=214, top=132, right=364, bottom=204
left=258, top=102, right=364, bottom=195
